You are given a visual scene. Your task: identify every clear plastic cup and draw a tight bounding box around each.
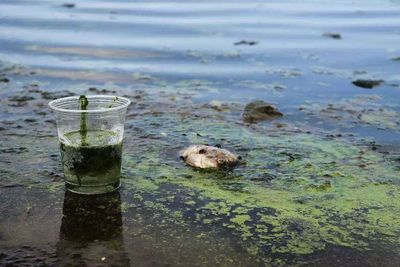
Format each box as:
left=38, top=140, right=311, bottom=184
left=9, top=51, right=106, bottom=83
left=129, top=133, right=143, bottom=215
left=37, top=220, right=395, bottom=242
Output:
left=49, top=95, right=131, bottom=195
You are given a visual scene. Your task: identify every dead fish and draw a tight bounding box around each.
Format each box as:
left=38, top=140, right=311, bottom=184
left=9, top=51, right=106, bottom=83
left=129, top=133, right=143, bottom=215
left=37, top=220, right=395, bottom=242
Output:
left=242, top=100, right=283, bottom=123
left=180, top=145, right=239, bottom=169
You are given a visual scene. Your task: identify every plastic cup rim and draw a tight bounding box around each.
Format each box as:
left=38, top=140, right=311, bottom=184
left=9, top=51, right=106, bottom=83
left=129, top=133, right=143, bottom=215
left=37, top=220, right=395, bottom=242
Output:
left=48, top=95, right=131, bottom=114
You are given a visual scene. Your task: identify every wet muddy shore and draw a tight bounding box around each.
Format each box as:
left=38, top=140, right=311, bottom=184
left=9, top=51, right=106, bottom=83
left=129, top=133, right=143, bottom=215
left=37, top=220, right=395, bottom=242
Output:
left=1, top=0, right=400, bottom=266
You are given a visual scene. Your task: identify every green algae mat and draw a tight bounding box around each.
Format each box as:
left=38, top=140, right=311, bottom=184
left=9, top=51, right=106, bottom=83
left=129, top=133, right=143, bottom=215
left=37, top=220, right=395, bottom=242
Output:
left=1, top=77, right=400, bottom=266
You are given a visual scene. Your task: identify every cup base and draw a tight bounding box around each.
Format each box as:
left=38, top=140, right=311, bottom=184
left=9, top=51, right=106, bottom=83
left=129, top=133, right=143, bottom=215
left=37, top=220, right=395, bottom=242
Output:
left=65, top=181, right=121, bottom=195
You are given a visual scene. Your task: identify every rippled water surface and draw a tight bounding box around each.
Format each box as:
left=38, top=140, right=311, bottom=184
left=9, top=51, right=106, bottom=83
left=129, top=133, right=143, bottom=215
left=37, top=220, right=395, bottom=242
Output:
left=1, top=0, right=400, bottom=266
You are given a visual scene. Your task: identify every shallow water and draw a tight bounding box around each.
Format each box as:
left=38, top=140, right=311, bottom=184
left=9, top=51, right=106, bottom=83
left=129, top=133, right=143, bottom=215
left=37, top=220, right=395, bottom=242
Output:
left=0, top=0, right=400, bottom=266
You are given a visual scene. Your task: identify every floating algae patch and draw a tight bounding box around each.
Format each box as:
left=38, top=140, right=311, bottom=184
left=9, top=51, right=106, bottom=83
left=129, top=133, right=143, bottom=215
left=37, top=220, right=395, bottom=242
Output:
left=299, top=95, right=400, bottom=131
left=117, top=186, right=260, bottom=266
left=1, top=77, right=399, bottom=264
left=122, top=113, right=400, bottom=264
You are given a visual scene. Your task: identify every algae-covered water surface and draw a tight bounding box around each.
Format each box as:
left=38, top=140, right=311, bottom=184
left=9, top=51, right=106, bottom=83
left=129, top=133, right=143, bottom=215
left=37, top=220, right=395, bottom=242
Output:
left=1, top=0, right=400, bottom=266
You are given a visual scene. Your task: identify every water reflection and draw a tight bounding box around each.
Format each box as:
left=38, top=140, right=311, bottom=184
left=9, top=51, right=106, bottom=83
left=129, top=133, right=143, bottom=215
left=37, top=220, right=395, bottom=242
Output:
left=57, top=191, right=130, bottom=266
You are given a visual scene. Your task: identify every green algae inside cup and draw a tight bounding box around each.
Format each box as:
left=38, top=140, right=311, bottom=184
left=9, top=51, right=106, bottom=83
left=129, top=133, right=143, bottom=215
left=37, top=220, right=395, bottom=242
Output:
left=60, top=130, right=122, bottom=194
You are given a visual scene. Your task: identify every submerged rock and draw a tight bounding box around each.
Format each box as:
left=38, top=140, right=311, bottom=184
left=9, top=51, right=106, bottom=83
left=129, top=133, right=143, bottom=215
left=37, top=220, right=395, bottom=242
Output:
left=242, top=100, right=283, bottom=123
left=180, top=145, right=239, bottom=169
left=323, top=32, right=342, bottom=39
left=352, top=79, right=383, bottom=89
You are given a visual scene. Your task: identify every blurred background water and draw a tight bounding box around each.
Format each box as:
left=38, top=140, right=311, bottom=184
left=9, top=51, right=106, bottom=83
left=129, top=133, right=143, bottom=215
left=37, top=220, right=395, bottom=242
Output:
left=0, top=0, right=399, bottom=88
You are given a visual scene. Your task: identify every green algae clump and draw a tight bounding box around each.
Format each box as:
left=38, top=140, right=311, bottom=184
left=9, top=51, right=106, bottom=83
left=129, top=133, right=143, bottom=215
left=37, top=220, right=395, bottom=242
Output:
left=79, top=95, right=88, bottom=146
left=121, top=113, right=400, bottom=263
left=60, top=130, right=122, bottom=193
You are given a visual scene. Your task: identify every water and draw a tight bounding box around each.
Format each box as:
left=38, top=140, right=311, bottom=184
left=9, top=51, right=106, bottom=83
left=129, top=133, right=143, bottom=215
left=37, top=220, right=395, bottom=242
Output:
left=60, top=130, right=122, bottom=194
left=57, top=191, right=130, bottom=266
left=1, top=0, right=400, bottom=266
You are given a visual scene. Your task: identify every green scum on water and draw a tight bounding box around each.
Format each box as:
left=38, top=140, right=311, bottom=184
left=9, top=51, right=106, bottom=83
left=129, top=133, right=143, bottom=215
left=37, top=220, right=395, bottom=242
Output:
left=119, top=113, right=400, bottom=263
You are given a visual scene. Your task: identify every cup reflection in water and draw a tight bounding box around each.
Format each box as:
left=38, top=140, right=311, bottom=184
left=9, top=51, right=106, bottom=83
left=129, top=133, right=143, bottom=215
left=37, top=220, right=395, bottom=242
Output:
left=57, top=191, right=130, bottom=266
left=49, top=95, right=131, bottom=194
